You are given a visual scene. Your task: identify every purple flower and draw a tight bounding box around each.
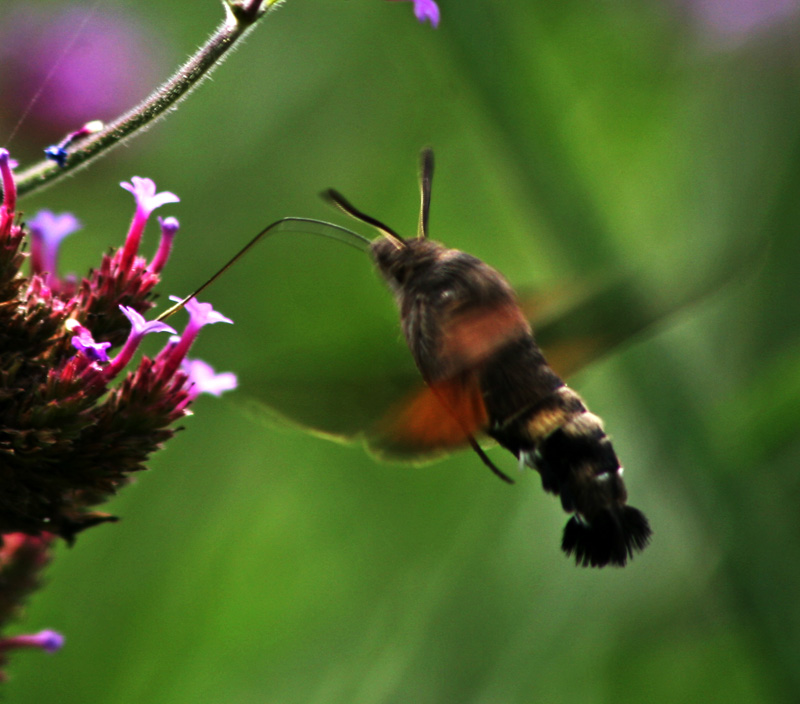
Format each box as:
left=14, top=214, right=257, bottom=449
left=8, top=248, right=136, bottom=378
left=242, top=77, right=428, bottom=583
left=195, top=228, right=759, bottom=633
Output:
left=119, top=176, right=180, bottom=217
left=120, top=305, right=178, bottom=338
left=148, top=216, right=180, bottom=274
left=0, top=149, right=16, bottom=215
left=119, top=177, right=179, bottom=270
left=0, top=153, right=239, bottom=647
left=44, top=121, right=105, bottom=168
left=0, top=629, right=64, bottom=653
left=387, top=0, right=440, bottom=27
left=182, top=358, right=238, bottom=399
left=0, top=7, right=163, bottom=137
left=678, top=0, right=797, bottom=40
left=43, top=146, right=68, bottom=168
left=68, top=321, right=112, bottom=364
left=28, top=210, right=81, bottom=284
left=121, top=177, right=180, bottom=217
left=181, top=297, right=234, bottom=328
left=157, top=297, right=233, bottom=380
left=104, top=306, right=177, bottom=379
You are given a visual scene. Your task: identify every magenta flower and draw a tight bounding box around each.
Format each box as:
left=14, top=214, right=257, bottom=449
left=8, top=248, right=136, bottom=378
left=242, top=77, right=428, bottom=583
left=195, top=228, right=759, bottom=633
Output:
left=28, top=211, right=81, bottom=285
left=0, top=6, right=163, bottom=140
left=69, top=321, right=112, bottom=364
left=44, top=120, right=104, bottom=168
left=119, top=177, right=179, bottom=270
left=182, top=358, right=238, bottom=400
left=157, top=297, right=233, bottom=380
left=0, top=630, right=64, bottom=654
left=387, top=0, right=440, bottom=27
left=104, top=305, right=177, bottom=379
left=677, top=0, right=797, bottom=40
left=121, top=177, right=179, bottom=217
left=148, top=216, right=180, bottom=274
left=43, top=146, right=68, bottom=168
left=0, top=149, right=16, bottom=218
left=120, top=305, right=178, bottom=337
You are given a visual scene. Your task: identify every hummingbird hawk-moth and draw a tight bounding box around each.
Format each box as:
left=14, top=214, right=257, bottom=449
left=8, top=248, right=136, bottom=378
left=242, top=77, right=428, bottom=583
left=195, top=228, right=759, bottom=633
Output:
left=162, top=149, right=652, bottom=568
left=324, top=149, right=651, bottom=568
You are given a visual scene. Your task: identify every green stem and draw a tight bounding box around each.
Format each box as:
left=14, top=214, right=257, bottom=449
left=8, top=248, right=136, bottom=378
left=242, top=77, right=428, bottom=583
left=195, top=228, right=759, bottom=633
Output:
left=15, top=0, right=284, bottom=199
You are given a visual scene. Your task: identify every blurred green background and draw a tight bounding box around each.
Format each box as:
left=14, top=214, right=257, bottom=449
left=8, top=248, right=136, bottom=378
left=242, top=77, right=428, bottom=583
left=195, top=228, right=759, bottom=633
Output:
left=3, top=0, right=800, bottom=701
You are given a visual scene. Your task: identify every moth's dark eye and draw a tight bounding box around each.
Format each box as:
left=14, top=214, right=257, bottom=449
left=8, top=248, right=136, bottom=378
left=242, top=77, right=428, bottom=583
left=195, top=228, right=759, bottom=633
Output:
left=392, top=262, right=409, bottom=286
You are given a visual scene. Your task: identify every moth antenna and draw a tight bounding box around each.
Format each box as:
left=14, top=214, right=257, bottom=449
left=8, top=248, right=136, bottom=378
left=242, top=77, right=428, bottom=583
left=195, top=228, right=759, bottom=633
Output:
left=417, top=148, right=434, bottom=239
left=156, top=217, right=369, bottom=322
left=322, top=188, right=406, bottom=249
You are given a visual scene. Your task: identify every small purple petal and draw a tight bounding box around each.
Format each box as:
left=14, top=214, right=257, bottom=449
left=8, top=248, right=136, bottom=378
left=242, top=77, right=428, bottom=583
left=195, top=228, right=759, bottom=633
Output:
left=105, top=308, right=178, bottom=379
left=149, top=216, right=180, bottom=273
left=44, top=145, right=68, bottom=167
left=33, top=630, right=65, bottom=653
left=120, top=177, right=179, bottom=217
left=72, top=334, right=112, bottom=363
left=169, top=296, right=234, bottom=327
left=119, top=305, right=177, bottom=337
left=386, top=0, right=440, bottom=27
left=413, top=0, right=439, bottom=27
left=29, top=210, right=81, bottom=246
left=156, top=298, right=233, bottom=380
left=158, top=216, right=179, bottom=237
left=0, top=629, right=65, bottom=653
left=0, top=149, right=16, bottom=213
left=28, top=210, right=80, bottom=279
left=182, top=358, right=238, bottom=398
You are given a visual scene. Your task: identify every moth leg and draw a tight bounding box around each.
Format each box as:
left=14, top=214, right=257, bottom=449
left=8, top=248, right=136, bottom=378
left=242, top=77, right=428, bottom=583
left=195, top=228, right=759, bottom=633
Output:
left=468, top=436, right=514, bottom=484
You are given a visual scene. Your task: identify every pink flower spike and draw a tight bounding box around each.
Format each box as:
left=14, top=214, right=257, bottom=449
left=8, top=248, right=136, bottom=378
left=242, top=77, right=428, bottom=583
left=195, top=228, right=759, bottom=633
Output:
left=149, top=216, right=179, bottom=274
left=105, top=306, right=177, bottom=379
left=28, top=210, right=81, bottom=280
left=0, top=149, right=17, bottom=214
left=386, top=0, right=440, bottom=27
left=182, top=358, right=238, bottom=400
left=119, top=177, right=179, bottom=270
left=0, top=629, right=64, bottom=653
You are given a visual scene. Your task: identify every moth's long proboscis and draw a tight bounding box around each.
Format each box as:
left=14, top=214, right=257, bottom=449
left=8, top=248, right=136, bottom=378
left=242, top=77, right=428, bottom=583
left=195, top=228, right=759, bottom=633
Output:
left=156, top=217, right=370, bottom=322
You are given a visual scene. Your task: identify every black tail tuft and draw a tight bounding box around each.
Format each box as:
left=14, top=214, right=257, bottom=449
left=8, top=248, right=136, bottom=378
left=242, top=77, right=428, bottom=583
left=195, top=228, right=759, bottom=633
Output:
left=561, top=506, right=651, bottom=568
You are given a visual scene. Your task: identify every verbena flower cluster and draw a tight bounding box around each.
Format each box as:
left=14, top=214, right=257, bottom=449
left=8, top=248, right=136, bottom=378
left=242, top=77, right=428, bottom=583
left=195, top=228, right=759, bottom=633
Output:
left=0, top=148, right=235, bottom=673
left=0, top=0, right=440, bottom=681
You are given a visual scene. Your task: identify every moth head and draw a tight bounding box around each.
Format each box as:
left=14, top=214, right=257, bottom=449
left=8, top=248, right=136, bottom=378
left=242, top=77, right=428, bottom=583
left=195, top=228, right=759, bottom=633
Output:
left=324, top=148, right=438, bottom=292
left=370, top=236, right=444, bottom=290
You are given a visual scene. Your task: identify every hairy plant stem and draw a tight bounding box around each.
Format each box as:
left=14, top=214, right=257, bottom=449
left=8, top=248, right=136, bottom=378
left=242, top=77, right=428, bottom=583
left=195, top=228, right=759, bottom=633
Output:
left=14, top=0, right=283, bottom=200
